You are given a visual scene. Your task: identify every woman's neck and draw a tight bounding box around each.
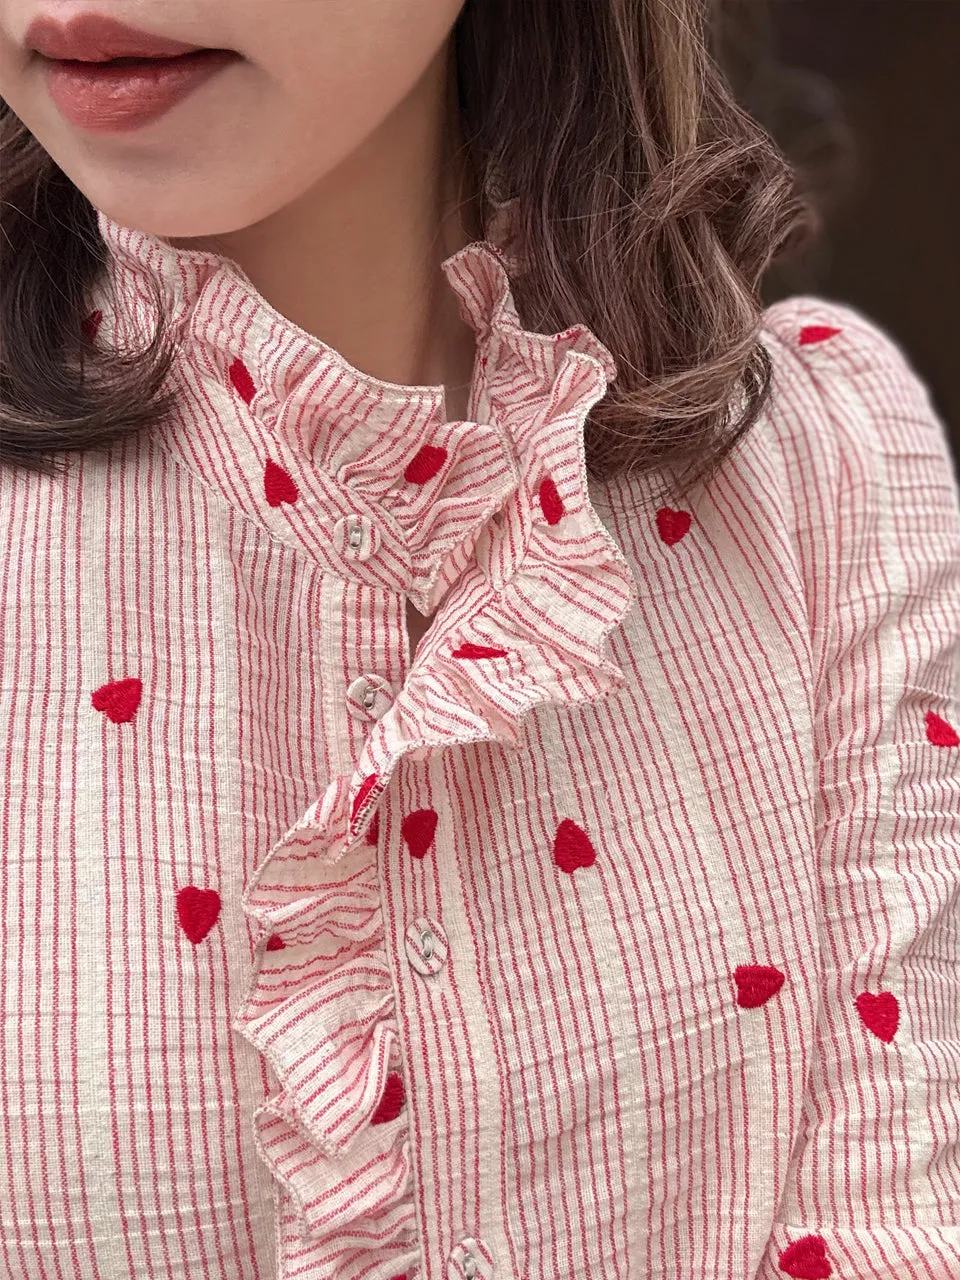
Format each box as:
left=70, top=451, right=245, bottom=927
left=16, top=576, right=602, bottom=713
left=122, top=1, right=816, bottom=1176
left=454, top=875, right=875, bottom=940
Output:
left=166, top=39, right=482, bottom=407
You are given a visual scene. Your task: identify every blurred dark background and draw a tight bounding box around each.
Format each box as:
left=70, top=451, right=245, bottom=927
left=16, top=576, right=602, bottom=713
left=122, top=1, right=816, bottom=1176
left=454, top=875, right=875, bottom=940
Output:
left=717, top=0, right=959, bottom=460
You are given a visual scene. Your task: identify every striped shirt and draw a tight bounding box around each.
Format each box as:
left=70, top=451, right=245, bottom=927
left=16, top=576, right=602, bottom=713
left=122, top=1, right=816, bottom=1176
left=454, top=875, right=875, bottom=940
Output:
left=1, top=209, right=959, bottom=1280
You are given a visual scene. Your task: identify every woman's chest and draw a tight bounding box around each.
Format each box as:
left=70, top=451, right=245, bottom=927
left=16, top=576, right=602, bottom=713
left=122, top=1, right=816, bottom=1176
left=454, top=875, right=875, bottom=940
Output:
left=1, top=527, right=823, bottom=1279
left=0, top=436, right=826, bottom=1275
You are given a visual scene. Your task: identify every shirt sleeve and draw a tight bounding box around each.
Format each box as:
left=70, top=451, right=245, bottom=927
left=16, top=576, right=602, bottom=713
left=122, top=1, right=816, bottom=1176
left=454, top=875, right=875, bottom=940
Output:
left=754, top=297, right=960, bottom=1279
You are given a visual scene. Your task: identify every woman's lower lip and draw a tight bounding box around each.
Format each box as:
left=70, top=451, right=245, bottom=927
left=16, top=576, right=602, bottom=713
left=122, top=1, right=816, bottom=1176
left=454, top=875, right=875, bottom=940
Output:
left=43, top=49, right=237, bottom=133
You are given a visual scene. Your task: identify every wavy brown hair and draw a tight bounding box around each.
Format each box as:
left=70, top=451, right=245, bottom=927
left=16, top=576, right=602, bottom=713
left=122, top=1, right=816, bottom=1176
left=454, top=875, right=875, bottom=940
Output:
left=0, top=0, right=823, bottom=506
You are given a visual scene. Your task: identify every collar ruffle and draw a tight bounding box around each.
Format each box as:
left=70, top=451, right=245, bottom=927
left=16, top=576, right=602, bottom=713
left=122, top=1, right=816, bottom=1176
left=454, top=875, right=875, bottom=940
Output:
left=96, top=207, right=639, bottom=1276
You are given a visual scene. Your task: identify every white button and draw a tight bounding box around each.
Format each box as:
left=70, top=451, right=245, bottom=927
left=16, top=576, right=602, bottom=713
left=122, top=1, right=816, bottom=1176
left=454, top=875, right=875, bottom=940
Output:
left=447, top=1236, right=493, bottom=1279
left=405, top=915, right=448, bottom=977
left=346, top=674, right=393, bottom=721
left=332, top=513, right=380, bottom=563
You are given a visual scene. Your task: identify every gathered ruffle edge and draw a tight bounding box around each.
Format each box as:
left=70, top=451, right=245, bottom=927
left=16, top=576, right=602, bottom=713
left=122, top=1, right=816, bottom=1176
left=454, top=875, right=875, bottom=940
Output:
left=232, top=249, right=639, bottom=1276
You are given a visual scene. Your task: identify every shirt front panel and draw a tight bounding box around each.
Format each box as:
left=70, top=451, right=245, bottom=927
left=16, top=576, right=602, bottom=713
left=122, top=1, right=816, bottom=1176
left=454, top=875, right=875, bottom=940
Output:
left=6, top=215, right=959, bottom=1280
left=0, top=405, right=823, bottom=1279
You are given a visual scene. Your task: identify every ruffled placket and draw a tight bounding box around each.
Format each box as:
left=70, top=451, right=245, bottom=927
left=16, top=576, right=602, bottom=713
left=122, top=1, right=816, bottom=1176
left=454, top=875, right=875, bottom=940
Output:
left=223, top=240, right=640, bottom=1279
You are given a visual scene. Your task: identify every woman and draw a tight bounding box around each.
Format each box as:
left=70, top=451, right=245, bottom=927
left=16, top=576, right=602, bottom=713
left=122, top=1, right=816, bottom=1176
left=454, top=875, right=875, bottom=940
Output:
left=0, top=1, right=958, bottom=1276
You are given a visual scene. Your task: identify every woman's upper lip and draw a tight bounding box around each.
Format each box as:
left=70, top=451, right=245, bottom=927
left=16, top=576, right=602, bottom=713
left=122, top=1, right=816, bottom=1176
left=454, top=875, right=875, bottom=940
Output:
left=24, top=13, right=208, bottom=62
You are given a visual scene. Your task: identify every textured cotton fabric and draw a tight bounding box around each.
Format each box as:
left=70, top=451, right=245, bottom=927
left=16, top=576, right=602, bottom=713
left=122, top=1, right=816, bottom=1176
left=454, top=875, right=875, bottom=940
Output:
left=1, top=209, right=960, bottom=1280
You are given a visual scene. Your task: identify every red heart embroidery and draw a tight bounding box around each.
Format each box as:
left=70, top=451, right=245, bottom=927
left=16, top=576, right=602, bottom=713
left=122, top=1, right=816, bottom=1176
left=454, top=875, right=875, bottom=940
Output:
left=538, top=475, right=565, bottom=525
left=855, top=991, right=899, bottom=1042
left=81, top=309, right=103, bottom=342
left=553, top=819, right=597, bottom=874
left=228, top=357, right=256, bottom=404
left=926, top=710, right=960, bottom=747
left=365, top=810, right=380, bottom=846
left=734, top=964, right=786, bottom=1009
left=404, top=445, right=447, bottom=484
left=370, top=1071, right=405, bottom=1124
left=264, top=459, right=299, bottom=507
left=451, top=642, right=508, bottom=659
left=351, top=772, right=380, bottom=825
left=265, top=933, right=285, bottom=951
left=655, top=507, right=691, bottom=546
left=176, top=887, right=221, bottom=945
left=91, top=677, right=142, bottom=724
left=798, top=325, right=842, bottom=347
left=778, top=1234, right=832, bottom=1278
left=401, top=808, right=438, bottom=859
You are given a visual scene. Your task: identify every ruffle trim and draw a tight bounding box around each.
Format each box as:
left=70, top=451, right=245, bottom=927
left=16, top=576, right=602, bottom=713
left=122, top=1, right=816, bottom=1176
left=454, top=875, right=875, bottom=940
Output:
left=232, top=251, right=639, bottom=1275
